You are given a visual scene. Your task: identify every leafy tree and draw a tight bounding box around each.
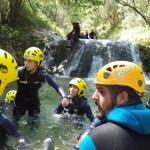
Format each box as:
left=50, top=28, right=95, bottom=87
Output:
left=0, top=0, right=9, bottom=25
left=115, top=0, right=150, bottom=26
left=0, top=0, right=25, bottom=27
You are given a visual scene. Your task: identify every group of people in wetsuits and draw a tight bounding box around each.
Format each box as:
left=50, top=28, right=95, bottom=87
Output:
left=1, top=46, right=150, bottom=150
left=0, top=47, right=95, bottom=149
left=0, top=47, right=68, bottom=149
left=80, top=28, right=97, bottom=40
left=66, top=19, right=97, bottom=47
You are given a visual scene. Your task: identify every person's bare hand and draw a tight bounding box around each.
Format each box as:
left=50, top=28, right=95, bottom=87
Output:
left=61, top=98, right=69, bottom=107
left=75, top=132, right=89, bottom=148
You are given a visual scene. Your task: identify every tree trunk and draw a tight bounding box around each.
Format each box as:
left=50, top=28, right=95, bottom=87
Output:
left=1, top=13, right=9, bottom=25
left=8, top=0, right=24, bottom=27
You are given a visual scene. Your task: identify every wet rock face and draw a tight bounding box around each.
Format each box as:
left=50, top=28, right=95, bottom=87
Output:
left=43, top=39, right=141, bottom=78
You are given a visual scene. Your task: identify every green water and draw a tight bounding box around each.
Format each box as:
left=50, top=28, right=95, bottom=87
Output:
left=2, top=77, right=150, bottom=150
left=3, top=77, right=96, bottom=150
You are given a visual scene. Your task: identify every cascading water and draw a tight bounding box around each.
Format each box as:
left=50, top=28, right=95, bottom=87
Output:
left=130, top=44, right=142, bottom=66
left=65, top=39, right=142, bottom=78
left=43, top=39, right=148, bottom=79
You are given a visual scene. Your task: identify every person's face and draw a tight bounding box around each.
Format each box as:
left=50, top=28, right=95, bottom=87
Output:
left=69, top=85, right=79, bottom=98
left=5, top=98, right=9, bottom=104
left=92, top=84, right=114, bottom=119
left=24, top=60, right=38, bottom=73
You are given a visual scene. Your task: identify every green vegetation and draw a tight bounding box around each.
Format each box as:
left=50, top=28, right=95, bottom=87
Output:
left=0, top=0, right=150, bottom=67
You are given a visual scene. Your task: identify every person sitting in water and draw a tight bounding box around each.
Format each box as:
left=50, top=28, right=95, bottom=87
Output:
left=13, top=47, right=68, bottom=123
left=0, top=49, right=29, bottom=148
left=1, top=90, right=16, bottom=116
left=53, top=78, right=95, bottom=123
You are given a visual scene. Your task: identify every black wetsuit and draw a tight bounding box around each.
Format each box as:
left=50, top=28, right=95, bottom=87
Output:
left=79, top=103, right=150, bottom=150
left=67, top=22, right=80, bottom=43
left=83, top=33, right=90, bottom=39
left=54, top=96, right=94, bottom=122
left=0, top=112, right=20, bottom=138
left=13, top=66, right=67, bottom=121
left=87, top=122, right=150, bottom=150
left=89, top=32, right=97, bottom=39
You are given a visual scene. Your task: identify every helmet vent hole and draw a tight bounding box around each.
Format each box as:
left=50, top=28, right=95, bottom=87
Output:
left=138, top=80, right=143, bottom=87
left=106, top=67, right=112, bottom=72
left=32, top=53, right=36, bottom=56
left=4, top=52, right=7, bottom=59
left=119, top=65, right=125, bottom=67
left=39, top=60, right=42, bottom=67
left=0, top=80, right=1, bottom=86
left=113, top=65, right=118, bottom=69
left=12, top=58, right=14, bottom=63
left=103, top=72, right=110, bottom=79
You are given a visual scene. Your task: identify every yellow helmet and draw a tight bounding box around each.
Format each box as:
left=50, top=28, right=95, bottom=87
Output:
left=91, top=27, right=95, bottom=32
left=95, top=61, right=145, bottom=94
left=69, top=78, right=86, bottom=97
left=5, top=90, right=17, bottom=104
left=85, top=28, right=88, bottom=32
left=80, top=31, right=84, bottom=36
left=71, top=19, right=77, bottom=24
left=0, top=49, right=18, bottom=96
left=24, top=47, right=43, bottom=67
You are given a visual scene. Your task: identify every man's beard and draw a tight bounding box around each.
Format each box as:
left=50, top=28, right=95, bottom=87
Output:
left=95, top=102, right=105, bottom=119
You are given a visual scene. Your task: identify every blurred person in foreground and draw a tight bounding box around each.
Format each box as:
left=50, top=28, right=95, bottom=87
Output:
left=0, top=49, right=29, bottom=149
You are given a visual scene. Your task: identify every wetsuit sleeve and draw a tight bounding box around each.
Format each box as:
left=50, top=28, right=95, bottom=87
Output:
left=0, top=113, right=20, bottom=138
left=81, top=101, right=95, bottom=122
left=79, top=135, right=96, bottom=150
left=45, top=74, right=67, bottom=98
left=58, top=87, right=67, bottom=98
left=84, top=118, right=104, bottom=133
left=18, top=66, right=25, bottom=76
left=53, top=103, right=64, bottom=114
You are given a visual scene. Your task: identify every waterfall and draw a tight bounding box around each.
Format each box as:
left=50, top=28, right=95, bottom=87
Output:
left=130, top=44, right=142, bottom=66
left=65, top=39, right=143, bottom=78
left=43, top=39, right=148, bottom=79
left=87, top=56, right=103, bottom=78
